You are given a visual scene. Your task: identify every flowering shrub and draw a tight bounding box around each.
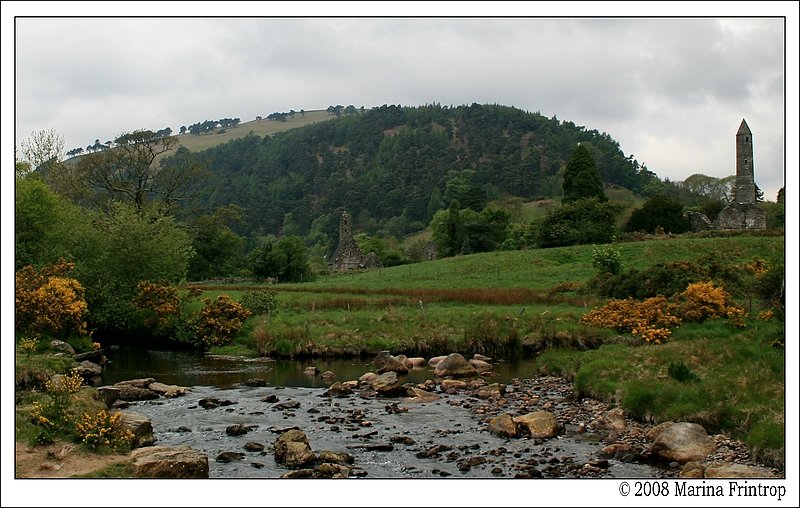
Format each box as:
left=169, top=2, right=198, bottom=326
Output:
left=29, top=369, right=84, bottom=443
left=674, top=281, right=746, bottom=327
left=15, top=262, right=88, bottom=339
left=19, top=336, right=40, bottom=355
left=133, top=281, right=183, bottom=328
left=581, top=296, right=681, bottom=344
left=189, top=295, right=252, bottom=348
left=74, top=410, right=134, bottom=451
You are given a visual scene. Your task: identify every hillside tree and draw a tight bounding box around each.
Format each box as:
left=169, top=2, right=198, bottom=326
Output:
left=75, top=130, right=206, bottom=214
left=562, top=144, right=606, bottom=203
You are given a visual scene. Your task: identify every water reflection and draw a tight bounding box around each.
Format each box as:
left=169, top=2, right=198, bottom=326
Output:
left=101, top=347, right=538, bottom=388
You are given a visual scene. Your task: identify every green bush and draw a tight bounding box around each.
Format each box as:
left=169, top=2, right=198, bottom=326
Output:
left=538, top=198, right=621, bottom=248
left=591, top=243, right=623, bottom=275
left=590, top=261, right=709, bottom=299
left=625, top=194, right=690, bottom=234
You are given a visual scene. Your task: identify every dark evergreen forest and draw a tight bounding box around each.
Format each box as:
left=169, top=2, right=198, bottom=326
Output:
left=170, top=103, right=657, bottom=243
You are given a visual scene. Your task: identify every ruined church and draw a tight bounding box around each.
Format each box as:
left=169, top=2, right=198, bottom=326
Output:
left=686, top=119, right=767, bottom=231
left=329, top=211, right=382, bottom=271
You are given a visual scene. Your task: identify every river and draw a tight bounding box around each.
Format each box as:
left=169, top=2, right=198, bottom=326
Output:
left=101, top=347, right=672, bottom=479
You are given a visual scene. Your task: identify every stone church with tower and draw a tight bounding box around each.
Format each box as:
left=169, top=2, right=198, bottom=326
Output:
left=687, top=119, right=767, bottom=231
left=329, top=211, right=382, bottom=271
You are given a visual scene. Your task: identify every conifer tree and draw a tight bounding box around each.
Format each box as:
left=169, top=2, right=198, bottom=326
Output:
left=562, top=144, right=606, bottom=203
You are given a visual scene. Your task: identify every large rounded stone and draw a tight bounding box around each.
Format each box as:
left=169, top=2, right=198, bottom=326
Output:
left=488, top=413, right=518, bottom=438
left=595, top=407, right=627, bottom=433
left=433, top=353, right=478, bottom=378
left=131, top=445, right=209, bottom=478
left=428, top=355, right=447, bottom=367
left=119, top=411, right=156, bottom=448
left=513, top=411, right=560, bottom=438
left=469, top=359, right=493, bottom=372
left=372, top=351, right=409, bottom=374
left=370, top=371, right=404, bottom=395
left=274, top=429, right=316, bottom=469
left=704, top=462, right=777, bottom=478
left=648, top=422, right=715, bottom=464
left=403, top=387, right=440, bottom=403
left=49, top=340, right=75, bottom=356
left=149, top=382, right=189, bottom=398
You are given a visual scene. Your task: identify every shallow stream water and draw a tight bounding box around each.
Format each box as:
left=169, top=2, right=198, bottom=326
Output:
left=102, top=348, right=671, bottom=479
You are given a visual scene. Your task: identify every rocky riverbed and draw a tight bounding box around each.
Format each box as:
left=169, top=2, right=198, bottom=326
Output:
left=114, top=358, right=781, bottom=479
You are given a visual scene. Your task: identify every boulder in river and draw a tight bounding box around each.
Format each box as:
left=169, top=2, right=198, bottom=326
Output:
left=370, top=371, right=404, bottom=396
left=594, top=407, right=627, bottom=433
left=216, top=451, right=246, bottom=463
left=439, top=379, right=467, bottom=391
left=281, top=462, right=351, bottom=479
left=274, top=429, right=317, bottom=469
left=407, top=357, right=426, bottom=368
left=323, top=382, right=353, bottom=398
left=477, top=383, right=506, bottom=399
left=149, top=381, right=190, bottom=398
left=131, top=445, right=209, bottom=478
left=119, top=411, right=156, bottom=448
left=95, top=386, right=121, bottom=408
left=433, top=353, right=478, bottom=378
left=198, top=397, right=236, bottom=409
left=372, top=351, right=409, bottom=375
left=469, top=359, right=493, bottom=373
left=513, top=411, right=560, bottom=438
left=428, top=355, right=447, bottom=367
left=403, top=387, right=440, bottom=403
left=226, top=424, right=250, bottom=436
left=488, top=413, right=518, bottom=438
left=648, top=422, right=715, bottom=464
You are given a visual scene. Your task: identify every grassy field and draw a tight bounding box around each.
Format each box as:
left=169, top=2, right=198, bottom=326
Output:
left=152, top=109, right=334, bottom=166
left=171, top=109, right=333, bottom=153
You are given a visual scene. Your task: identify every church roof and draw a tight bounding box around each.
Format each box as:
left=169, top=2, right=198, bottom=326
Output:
left=737, top=118, right=751, bottom=135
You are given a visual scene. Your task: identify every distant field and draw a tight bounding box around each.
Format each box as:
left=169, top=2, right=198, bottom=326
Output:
left=172, top=109, right=333, bottom=153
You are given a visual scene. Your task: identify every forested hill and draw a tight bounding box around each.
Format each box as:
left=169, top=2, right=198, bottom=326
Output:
left=172, top=103, right=657, bottom=239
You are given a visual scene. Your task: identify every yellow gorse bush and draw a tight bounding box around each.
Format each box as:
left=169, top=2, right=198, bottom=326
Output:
left=134, top=281, right=182, bottom=327
left=19, top=336, right=40, bottom=354
left=46, top=369, right=84, bottom=395
left=675, top=281, right=747, bottom=326
left=191, top=295, right=252, bottom=348
left=582, top=281, right=748, bottom=343
left=74, top=410, right=134, bottom=450
left=15, top=261, right=89, bottom=338
left=581, top=296, right=681, bottom=344
left=29, top=369, right=85, bottom=441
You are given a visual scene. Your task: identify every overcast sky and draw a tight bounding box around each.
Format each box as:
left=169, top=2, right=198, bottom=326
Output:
left=7, top=4, right=796, bottom=202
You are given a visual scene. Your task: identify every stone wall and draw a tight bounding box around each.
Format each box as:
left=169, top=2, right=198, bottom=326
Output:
left=715, top=202, right=767, bottom=231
